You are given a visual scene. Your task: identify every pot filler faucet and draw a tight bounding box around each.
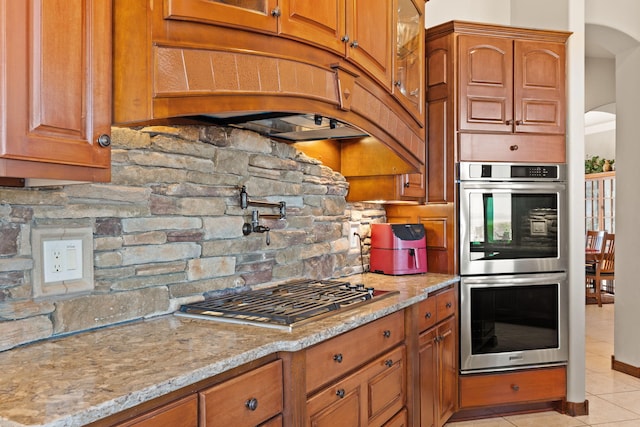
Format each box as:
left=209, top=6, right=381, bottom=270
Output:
left=240, top=186, right=286, bottom=245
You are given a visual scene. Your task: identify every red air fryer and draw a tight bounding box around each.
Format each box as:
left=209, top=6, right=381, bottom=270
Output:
left=370, top=223, right=427, bottom=275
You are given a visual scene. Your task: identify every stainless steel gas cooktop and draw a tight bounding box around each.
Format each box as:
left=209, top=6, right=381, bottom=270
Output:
left=176, top=279, right=396, bottom=331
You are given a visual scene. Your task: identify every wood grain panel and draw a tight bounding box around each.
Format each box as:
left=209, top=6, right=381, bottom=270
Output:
left=154, top=47, right=338, bottom=104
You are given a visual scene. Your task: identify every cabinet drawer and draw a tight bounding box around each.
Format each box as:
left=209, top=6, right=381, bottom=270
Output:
left=458, top=133, right=566, bottom=163
left=115, top=395, right=197, bottom=427
left=305, top=311, right=405, bottom=393
left=435, top=287, right=456, bottom=322
left=307, top=346, right=406, bottom=427
left=459, top=366, right=566, bottom=408
left=200, top=360, right=283, bottom=427
left=416, top=296, right=437, bottom=332
left=416, top=287, right=456, bottom=333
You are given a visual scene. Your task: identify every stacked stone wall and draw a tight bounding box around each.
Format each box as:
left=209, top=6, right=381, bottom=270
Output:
left=0, top=126, right=385, bottom=351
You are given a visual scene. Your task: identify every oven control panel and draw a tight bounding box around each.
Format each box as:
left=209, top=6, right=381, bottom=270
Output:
left=460, top=162, right=565, bottom=181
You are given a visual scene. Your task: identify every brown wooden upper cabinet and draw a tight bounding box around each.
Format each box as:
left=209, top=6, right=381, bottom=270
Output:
left=165, top=0, right=394, bottom=92
left=0, top=0, right=111, bottom=184
left=458, top=34, right=566, bottom=135
left=426, top=21, right=570, bottom=203
left=115, top=0, right=427, bottom=179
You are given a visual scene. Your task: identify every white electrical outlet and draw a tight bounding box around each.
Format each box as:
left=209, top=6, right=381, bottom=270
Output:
left=350, top=222, right=360, bottom=248
left=43, top=239, right=83, bottom=283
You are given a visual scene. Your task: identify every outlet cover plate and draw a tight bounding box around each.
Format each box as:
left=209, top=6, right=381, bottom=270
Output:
left=32, top=226, right=94, bottom=298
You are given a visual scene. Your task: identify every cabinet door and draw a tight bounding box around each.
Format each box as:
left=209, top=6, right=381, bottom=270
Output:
left=419, top=316, right=457, bottom=427
left=393, top=0, right=424, bottom=121
left=514, top=40, right=566, bottom=134
left=398, top=172, right=425, bottom=200
left=279, top=0, right=345, bottom=54
left=2, top=0, right=111, bottom=180
left=458, top=35, right=513, bottom=133
left=346, top=0, right=393, bottom=89
left=418, top=327, right=437, bottom=427
left=164, top=0, right=279, bottom=33
left=436, top=316, right=457, bottom=427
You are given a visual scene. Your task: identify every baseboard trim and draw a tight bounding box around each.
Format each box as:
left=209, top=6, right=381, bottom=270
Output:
left=612, top=355, right=640, bottom=378
left=564, top=399, right=589, bottom=416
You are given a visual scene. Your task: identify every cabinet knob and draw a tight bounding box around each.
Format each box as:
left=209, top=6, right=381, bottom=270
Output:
left=336, top=388, right=346, bottom=398
left=404, top=181, right=410, bottom=188
left=509, top=144, right=519, bottom=151
left=383, top=330, right=391, bottom=338
left=506, top=119, right=514, bottom=126
left=350, top=40, right=359, bottom=48
left=97, top=134, right=111, bottom=147
left=341, top=34, right=350, bottom=42
left=516, top=120, right=523, bottom=126
left=446, top=302, right=452, bottom=309
left=384, top=359, right=394, bottom=367
left=333, top=353, right=343, bottom=363
left=245, top=397, right=259, bottom=411
left=425, top=312, right=432, bottom=319
left=270, top=7, right=281, bottom=17
left=511, top=384, right=520, bottom=392
left=394, top=80, right=402, bottom=87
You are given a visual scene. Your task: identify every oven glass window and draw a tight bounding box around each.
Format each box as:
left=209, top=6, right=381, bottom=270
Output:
left=470, top=284, right=559, bottom=354
left=468, top=192, right=558, bottom=260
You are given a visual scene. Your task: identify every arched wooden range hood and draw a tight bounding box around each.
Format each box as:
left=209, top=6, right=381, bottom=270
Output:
left=113, top=0, right=426, bottom=183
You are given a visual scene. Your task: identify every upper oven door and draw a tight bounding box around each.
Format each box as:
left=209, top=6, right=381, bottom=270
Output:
left=459, top=180, right=567, bottom=275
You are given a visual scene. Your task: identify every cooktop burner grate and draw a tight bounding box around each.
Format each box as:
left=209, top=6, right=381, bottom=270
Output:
left=176, top=279, right=396, bottom=330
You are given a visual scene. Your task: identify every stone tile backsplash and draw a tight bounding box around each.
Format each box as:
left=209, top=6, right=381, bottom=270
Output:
left=0, top=125, right=385, bottom=351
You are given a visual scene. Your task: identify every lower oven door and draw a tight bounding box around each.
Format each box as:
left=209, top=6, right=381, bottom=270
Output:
left=460, top=272, right=568, bottom=373
left=459, top=180, right=567, bottom=275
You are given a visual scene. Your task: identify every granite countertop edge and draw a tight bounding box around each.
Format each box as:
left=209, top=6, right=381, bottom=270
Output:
left=0, top=273, right=459, bottom=427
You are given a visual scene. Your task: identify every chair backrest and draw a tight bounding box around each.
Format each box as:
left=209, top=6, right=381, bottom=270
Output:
left=599, top=233, right=615, bottom=273
left=586, top=230, right=606, bottom=252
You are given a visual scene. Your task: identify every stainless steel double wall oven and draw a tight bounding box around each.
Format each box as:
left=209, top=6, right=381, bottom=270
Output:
left=458, top=162, right=569, bottom=373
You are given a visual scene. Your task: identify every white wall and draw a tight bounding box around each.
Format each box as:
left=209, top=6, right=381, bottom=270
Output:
left=586, top=57, right=616, bottom=111
left=425, top=0, right=510, bottom=27
left=510, top=0, right=569, bottom=30
left=585, top=130, right=615, bottom=160
left=614, top=44, right=640, bottom=368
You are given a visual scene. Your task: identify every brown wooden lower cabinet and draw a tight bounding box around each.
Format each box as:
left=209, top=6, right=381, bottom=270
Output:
left=459, top=366, right=567, bottom=409
left=306, top=345, right=406, bottom=427
left=418, top=315, right=457, bottom=427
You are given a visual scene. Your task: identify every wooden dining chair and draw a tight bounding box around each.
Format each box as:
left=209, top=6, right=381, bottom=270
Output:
left=586, top=232, right=615, bottom=307
left=586, top=230, right=606, bottom=252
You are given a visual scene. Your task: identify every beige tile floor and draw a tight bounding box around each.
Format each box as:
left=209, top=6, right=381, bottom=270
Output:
left=446, top=303, right=640, bottom=426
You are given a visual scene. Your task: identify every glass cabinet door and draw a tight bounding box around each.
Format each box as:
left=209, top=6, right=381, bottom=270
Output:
left=164, top=0, right=279, bottom=33
left=394, top=0, right=424, bottom=120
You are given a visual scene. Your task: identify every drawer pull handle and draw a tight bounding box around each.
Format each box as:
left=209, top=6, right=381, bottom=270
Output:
left=510, top=144, right=519, bottom=151
left=446, top=302, right=452, bottom=309
left=385, top=359, right=394, bottom=367
left=425, top=312, right=432, bottom=319
left=245, top=397, right=259, bottom=411
left=383, top=330, right=391, bottom=338
left=336, top=388, right=346, bottom=398
left=97, top=134, right=111, bottom=147
left=511, top=384, right=520, bottom=392
left=333, top=353, right=343, bottom=363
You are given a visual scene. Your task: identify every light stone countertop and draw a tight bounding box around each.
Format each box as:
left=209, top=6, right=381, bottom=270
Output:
left=0, top=273, right=458, bottom=427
